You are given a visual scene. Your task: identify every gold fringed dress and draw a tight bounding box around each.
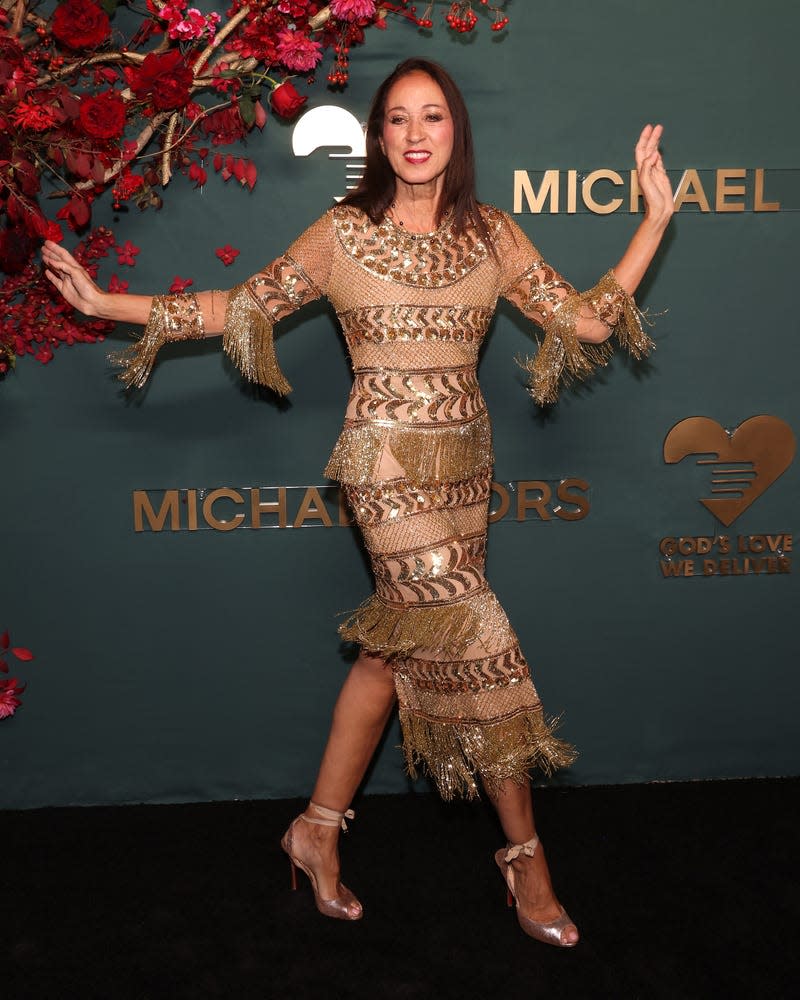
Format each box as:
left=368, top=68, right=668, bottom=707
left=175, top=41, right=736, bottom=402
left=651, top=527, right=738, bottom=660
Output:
left=121, top=204, right=653, bottom=800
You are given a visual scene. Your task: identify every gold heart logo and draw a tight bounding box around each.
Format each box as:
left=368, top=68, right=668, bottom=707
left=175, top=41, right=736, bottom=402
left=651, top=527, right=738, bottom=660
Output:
left=663, top=415, right=796, bottom=527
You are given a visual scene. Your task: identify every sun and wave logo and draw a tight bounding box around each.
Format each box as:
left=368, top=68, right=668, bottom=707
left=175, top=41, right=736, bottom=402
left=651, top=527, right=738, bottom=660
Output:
left=292, top=105, right=366, bottom=201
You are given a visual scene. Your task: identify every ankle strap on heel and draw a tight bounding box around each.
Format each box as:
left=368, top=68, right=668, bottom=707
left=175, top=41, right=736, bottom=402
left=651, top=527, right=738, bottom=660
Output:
left=300, top=801, right=355, bottom=832
left=504, top=835, right=539, bottom=863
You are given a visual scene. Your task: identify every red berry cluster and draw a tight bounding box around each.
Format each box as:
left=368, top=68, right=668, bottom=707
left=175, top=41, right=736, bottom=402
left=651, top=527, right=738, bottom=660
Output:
left=446, top=3, right=478, bottom=32
left=414, top=2, right=434, bottom=28
left=328, top=33, right=351, bottom=86
left=491, top=15, right=509, bottom=31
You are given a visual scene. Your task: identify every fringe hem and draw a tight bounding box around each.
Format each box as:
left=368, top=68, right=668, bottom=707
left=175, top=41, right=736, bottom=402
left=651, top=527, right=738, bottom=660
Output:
left=399, top=708, right=578, bottom=801
left=109, top=294, right=206, bottom=390
left=323, top=423, right=388, bottom=484
left=324, top=413, right=493, bottom=485
left=108, top=298, right=172, bottom=390
left=338, top=591, right=488, bottom=659
left=520, top=270, right=656, bottom=406
left=223, top=283, right=292, bottom=396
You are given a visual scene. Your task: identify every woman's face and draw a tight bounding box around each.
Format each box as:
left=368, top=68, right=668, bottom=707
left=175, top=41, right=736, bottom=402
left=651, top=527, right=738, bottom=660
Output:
left=380, top=71, right=455, bottom=193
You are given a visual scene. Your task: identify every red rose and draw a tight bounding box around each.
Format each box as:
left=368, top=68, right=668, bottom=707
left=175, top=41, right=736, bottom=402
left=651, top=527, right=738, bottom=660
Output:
left=0, top=34, right=25, bottom=69
left=270, top=81, right=307, bottom=120
left=79, top=91, right=127, bottom=139
left=130, top=50, right=193, bottom=111
left=51, top=0, right=111, bottom=50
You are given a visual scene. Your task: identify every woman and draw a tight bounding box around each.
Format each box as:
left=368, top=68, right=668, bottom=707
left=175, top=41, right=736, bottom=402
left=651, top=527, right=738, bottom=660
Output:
left=43, top=58, right=673, bottom=947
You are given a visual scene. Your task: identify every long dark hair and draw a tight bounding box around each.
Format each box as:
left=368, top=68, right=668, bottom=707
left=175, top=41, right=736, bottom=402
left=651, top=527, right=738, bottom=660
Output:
left=341, top=58, right=493, bottom=248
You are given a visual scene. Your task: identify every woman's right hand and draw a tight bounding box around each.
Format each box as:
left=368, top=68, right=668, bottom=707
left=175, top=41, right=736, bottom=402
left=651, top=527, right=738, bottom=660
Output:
left=42, top=240, right=107, bottom=318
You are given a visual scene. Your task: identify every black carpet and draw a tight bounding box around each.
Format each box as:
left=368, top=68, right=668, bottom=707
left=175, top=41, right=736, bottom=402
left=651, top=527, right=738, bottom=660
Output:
left=4, top=778, right=799, bottom=1000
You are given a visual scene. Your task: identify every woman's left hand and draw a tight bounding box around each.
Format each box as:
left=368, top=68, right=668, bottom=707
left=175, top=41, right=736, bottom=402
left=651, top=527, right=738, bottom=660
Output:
left=635, top=124, right=673, bottom=229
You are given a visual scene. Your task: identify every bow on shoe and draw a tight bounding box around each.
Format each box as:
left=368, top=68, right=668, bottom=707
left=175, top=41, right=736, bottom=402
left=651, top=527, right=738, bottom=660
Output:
left=504, top=835, right=539, bottom=863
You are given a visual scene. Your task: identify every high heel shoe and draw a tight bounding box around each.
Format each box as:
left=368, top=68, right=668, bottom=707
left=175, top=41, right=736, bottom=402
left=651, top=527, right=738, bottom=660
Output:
left=495, top=835, right=578, bottom=947
left=280, top=801, right=363, bottom=921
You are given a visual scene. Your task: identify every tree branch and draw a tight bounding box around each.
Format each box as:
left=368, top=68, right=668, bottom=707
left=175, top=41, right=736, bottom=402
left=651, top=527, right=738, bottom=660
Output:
left=193, top=4, right=252, bottom=77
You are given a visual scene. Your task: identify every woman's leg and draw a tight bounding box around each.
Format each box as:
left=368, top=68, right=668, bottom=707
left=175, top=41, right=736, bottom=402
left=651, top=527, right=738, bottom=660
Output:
left=486, top=778, right=579, bottom=945
left=310, top=651, right=397, bottom=809
left=286, top=650, right=397, bottom=913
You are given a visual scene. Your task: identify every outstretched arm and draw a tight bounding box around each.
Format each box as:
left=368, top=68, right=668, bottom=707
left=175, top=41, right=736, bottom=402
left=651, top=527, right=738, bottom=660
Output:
left=499, top=125, right=672, bottom=403
left=41, top=211, right=333, bottom=392
left=42, top=241, right=228, bottom=334
left=614, top=124, right=674, bottom=292
left=573, top=123, right=673, bottom=344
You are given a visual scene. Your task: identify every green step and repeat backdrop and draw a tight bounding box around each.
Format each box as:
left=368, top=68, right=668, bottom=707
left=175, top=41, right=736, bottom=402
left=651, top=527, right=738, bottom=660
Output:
left=2, top=1, right=798, bottom=809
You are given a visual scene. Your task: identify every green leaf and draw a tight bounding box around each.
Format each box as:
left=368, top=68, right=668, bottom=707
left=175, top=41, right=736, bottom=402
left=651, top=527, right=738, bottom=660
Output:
left=239, top=96, right=255, bottom=128
left=100, top=0, right=119, bottom=15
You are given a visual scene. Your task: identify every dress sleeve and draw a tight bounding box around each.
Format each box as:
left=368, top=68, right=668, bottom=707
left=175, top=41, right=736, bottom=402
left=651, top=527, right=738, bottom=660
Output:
left=223, top=211, right=332, bottom=395
left=113, top=211, right=333, bottom=395
left=496, top=212, right=654, bottom=405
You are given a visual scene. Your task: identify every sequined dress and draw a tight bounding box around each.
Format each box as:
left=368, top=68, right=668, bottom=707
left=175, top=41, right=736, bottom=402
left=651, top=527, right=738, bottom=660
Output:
left=120, top=204, right=652, bottom=799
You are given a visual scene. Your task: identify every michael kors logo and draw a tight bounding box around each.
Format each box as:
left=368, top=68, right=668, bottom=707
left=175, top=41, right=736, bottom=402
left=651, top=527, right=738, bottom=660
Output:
left=292, top=105, right=366, bottom=201
left=663, top=415, right=796, bottom=526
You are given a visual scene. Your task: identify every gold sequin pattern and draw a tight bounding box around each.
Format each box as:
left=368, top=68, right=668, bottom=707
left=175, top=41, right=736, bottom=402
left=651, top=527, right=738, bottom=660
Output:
left=501, top=258, right=575, bottom=327
left=340, top=304, right=493, bottom=346
left=344, top=470, right=492, bottom=527
left=347, top=366, right=484, bottom=424
left=399, top=643, right=530, bottom=694
left=333, top=204, right=504, bottom=288
left=395, top=644, right=536, bottom=725
left=111, top=293, right=205, bottom=389
left=369, top=531, right=487, bottom=605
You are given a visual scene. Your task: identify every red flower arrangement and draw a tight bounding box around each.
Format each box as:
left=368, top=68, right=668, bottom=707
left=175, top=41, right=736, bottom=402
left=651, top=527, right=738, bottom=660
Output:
left=0, top=1, right=511, bottom=380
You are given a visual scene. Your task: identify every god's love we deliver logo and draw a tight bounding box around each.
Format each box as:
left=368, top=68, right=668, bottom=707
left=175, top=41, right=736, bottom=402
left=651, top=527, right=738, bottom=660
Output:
left=659, top=416, right=796, bottom=579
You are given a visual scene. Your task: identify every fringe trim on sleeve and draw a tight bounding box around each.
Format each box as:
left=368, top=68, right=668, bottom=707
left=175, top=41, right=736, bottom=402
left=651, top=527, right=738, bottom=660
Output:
left=109, top=296, right=204, bottom=390
left=520, top=270, right=655, bottom=406
left=338, top=589, right=497, bottom=659
left=324, top=413, right=493, bottom=486
left=223, top=283, right=292, bottom=396
left=399, top=708, right=578, bottom=800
